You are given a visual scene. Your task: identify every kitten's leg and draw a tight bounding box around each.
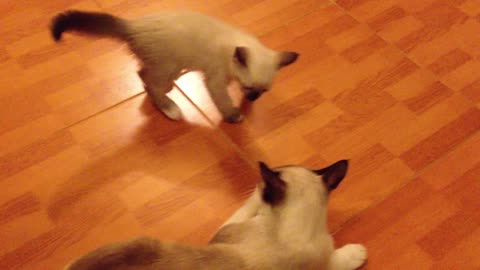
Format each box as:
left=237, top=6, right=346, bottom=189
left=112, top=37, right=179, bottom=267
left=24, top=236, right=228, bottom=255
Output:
left=328, top=244, right=367, bottom=270
left=204, top=74, right=243, bottom=123
left=221, top=189, right=262, bottom=226
left=151, top=96, right=182, bottom=121
left=139, top=68, right=182, bottom=121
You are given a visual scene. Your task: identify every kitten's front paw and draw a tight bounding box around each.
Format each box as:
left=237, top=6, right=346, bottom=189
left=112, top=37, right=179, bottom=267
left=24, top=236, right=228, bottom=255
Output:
left=340, top=244, right=367, bottom=269
left=224, top=109, right=244, bottom=123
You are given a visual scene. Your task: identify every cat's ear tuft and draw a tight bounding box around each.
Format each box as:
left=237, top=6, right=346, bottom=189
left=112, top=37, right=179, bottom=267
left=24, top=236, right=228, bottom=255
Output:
left=234, top=46, right=248, bottom=67
left=314, top=160, right=348, bottom=191
left=279, top=51, right=299, bottom=68
left=259, top=162, right=286, bottom=205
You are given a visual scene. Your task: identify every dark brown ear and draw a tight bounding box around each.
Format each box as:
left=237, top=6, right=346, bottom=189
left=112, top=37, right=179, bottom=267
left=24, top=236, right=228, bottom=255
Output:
left=259, top=162, right=286, bottom=205
left=279, top=51, right=299, bottom=67
left=314, top=160, right=348, bottom=191
left=234, top=46, right=248, bottom=67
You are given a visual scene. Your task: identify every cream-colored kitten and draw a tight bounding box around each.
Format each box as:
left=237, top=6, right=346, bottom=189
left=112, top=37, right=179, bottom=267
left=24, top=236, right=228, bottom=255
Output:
left=51, top=10, right=299, bottom=123
left=65, top=160, right=367, bottom=270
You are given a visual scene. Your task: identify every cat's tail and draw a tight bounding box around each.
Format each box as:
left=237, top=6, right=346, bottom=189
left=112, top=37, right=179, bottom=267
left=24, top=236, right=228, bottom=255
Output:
left=64, top=237, right=162, bottom=270
left=51, top=10, right=130, bottom=42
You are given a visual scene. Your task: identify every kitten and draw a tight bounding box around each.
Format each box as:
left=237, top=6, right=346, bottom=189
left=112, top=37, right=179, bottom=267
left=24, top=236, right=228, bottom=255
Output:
left=65, top=160, right=367, bottom=270
left=51, top=10, right=299, bottom=123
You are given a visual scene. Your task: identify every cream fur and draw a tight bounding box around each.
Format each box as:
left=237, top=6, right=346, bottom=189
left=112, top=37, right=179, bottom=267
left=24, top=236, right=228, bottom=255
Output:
left=65, top=163, right=367, bottom=270
left=52, top=10, right=298, bottom=123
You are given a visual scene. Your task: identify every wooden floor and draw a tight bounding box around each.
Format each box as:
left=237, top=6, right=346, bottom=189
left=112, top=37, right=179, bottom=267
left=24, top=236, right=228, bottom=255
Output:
left=1, top=0, right=479, bottom=269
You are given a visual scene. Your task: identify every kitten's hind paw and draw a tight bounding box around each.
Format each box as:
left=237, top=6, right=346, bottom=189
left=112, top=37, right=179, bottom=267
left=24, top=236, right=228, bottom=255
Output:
left=163, top=106, right=182, bottom=121
left=154, top=97, right=182, bottom=121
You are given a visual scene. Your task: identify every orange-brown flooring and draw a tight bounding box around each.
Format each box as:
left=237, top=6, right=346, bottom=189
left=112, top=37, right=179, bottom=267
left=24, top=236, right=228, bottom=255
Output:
left=1, top=0, right=479, bottom=269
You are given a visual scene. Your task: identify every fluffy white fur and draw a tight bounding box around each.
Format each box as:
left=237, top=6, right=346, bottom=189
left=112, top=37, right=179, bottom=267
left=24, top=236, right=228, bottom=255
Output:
left=214, top=164, right=367, bottom=269
left=64, top=161, right=367, bottom=270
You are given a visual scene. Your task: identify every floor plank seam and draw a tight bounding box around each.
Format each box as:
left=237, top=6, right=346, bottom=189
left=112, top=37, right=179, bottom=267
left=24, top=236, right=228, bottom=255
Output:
left=58, top=92, right=145, bottom=132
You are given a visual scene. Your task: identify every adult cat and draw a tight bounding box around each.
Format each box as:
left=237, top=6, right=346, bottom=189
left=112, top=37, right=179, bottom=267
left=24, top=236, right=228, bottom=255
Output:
left=65, top=160, right=367, bottom=270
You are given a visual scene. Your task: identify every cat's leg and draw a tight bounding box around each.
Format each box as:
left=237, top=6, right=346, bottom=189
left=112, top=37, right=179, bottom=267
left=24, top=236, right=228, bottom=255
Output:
left=328, top=244, right=367, bottom=270
left=204, top=74, right=243, bottom=123
left=139, top=67, right=182, bottom=121
left=151, top=95, right=182, bottom=121
left=221, top=189, right=262, bottom=226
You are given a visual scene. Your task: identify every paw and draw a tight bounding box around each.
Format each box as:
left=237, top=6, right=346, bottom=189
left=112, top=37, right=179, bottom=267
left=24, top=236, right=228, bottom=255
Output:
left=224, top=109, right=244, bottom=123
left=155, top=99, right=182, bottom=121
left=339, top=244, right=367, bottom=269
left=162, top=105, right=182, bottom=121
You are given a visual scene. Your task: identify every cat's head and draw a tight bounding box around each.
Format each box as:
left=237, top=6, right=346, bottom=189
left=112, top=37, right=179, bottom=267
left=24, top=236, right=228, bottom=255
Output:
left=257, top=160, right=348, bottom=210
left=231, top=46, right=298, bottom=101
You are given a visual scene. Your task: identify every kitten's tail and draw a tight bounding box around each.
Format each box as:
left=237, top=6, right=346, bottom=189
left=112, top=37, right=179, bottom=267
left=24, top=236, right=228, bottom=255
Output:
left=65, top=237, right=161, bottom=270
left=51, top=10, right=130, bottom=42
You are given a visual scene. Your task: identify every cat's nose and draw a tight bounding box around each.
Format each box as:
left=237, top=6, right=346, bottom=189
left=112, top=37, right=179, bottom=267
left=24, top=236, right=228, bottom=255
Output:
left=246, top=91, right=261, bottom=101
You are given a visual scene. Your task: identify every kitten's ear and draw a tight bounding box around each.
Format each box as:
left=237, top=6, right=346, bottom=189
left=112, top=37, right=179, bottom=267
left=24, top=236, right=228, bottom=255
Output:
left=314, top=160, right=348, bottom=191
left=234, top=46, right=248, bottom=67
left=259, top=162, right=286, bottom=205
left=279, top=51, right=299, bottom=68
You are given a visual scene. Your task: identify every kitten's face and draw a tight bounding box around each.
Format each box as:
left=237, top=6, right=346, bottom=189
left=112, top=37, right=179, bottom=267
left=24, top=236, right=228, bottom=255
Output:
left=231, top=47, right=298, bottom=101
left=258, top=160, right=348, bottom=210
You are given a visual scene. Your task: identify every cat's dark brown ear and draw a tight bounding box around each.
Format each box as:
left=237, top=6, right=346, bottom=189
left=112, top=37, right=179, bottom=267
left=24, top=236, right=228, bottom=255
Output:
left=234, top=46, right=248, bottom=67
left=279, top=51, right=299, bottom=68
left=315, top=160, right=348, bottom=191
left=259, top=162, right=286, bottom=205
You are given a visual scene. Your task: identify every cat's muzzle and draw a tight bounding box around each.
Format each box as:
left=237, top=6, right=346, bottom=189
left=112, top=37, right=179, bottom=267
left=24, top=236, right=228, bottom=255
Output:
left=246, top=91, right=261, bottom=101
left=244, top=87, right=266, bottom=101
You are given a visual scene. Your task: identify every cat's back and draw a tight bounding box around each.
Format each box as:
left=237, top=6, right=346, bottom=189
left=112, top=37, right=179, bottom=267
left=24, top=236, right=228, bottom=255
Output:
left=126, top=10, right=247, bottom=61
left=130, top=11, right=238, bottom=37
